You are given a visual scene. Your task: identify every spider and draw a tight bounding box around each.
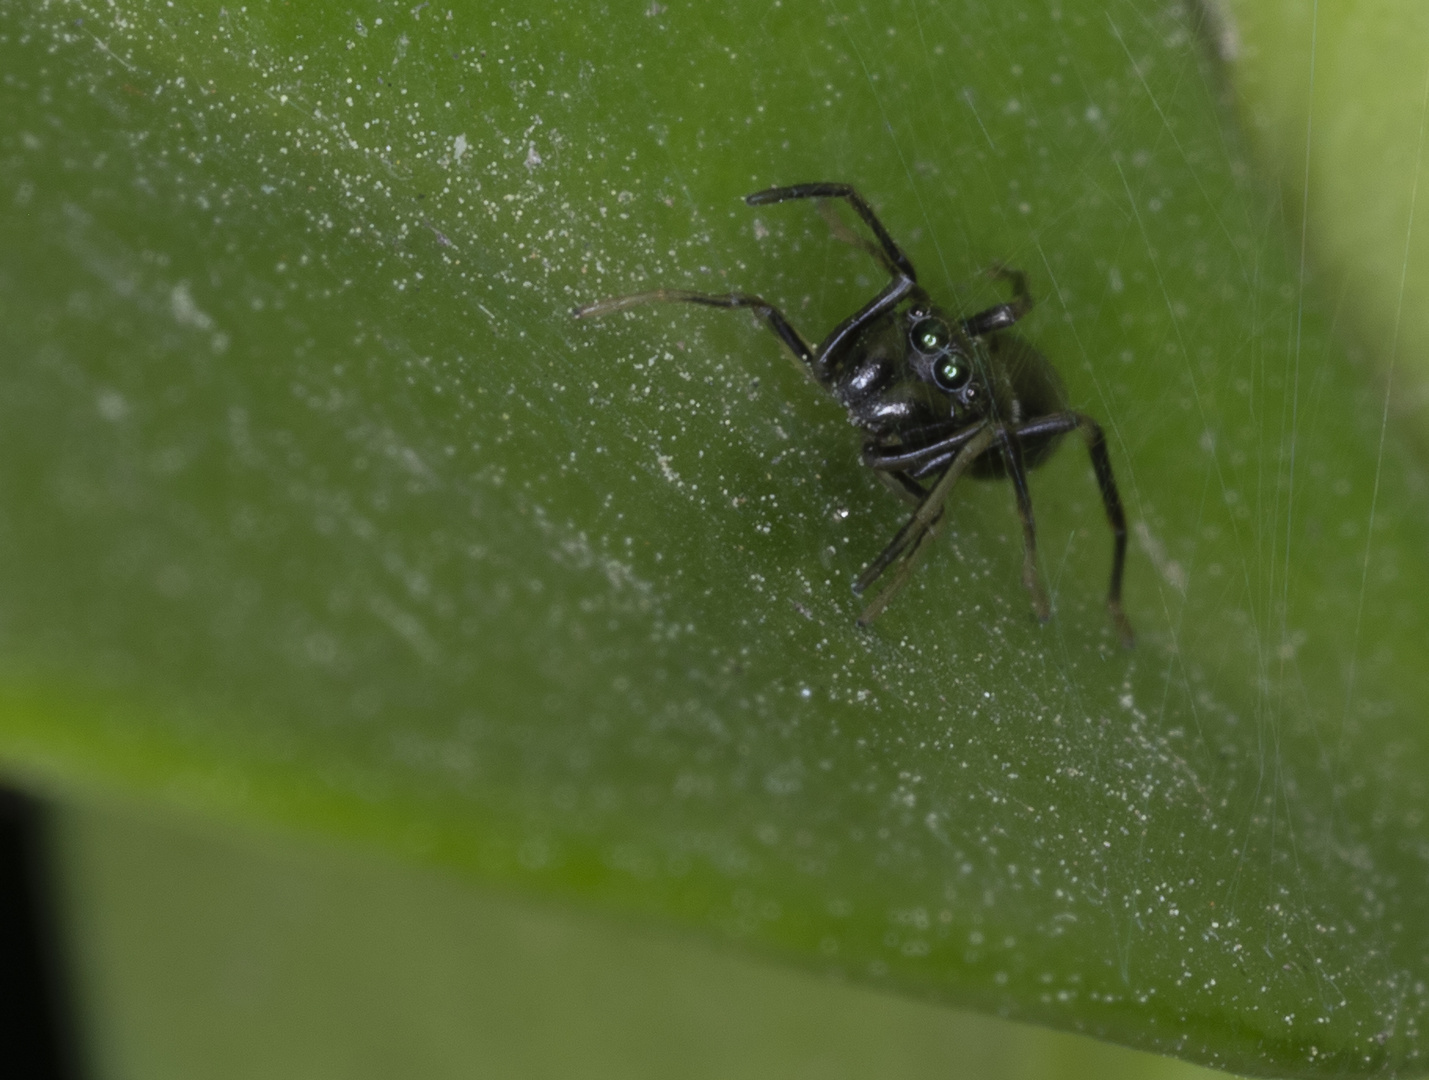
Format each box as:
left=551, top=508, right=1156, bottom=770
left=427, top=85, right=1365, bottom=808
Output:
left=574, top=183, right=1132, bottom=646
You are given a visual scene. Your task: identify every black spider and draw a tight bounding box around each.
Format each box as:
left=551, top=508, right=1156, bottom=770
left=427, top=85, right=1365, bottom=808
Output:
left=575, top=183, right=1132, bottom=645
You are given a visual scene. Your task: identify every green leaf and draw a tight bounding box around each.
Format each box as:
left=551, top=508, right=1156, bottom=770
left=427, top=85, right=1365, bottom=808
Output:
left=4, top=1, right=1429, bottom=1076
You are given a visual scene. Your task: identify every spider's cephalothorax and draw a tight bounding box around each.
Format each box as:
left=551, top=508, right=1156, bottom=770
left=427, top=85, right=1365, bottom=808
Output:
left=574, top=183, right=1132, bottom=645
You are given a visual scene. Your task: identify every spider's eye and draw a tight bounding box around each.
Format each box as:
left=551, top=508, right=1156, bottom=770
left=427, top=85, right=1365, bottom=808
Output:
left=932, top=355, right=972, bottom=393
left=911, top=316, right=970, bottom=392
left=910, top=316, right=951, bottom=355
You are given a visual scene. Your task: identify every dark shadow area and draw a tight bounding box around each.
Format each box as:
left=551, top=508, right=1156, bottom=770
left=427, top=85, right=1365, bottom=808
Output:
left=0, top=786, right=84, bottom=1080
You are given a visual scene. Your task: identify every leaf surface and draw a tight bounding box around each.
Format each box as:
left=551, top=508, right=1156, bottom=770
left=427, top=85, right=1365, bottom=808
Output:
left=3, top=2, right=1429, bottom=1075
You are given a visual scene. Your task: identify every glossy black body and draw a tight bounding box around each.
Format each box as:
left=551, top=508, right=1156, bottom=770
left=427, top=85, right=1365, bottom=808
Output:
left=824, top=295, right=1069, bottom=477
left=575, top=183, right=1132, bottom=643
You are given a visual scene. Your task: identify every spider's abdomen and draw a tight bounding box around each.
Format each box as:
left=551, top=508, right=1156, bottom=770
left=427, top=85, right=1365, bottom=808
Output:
left=968, top=335, right=1072, bottom=477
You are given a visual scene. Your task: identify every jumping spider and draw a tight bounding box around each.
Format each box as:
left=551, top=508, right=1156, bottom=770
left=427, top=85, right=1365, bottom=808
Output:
left=575, top=183, right=1132, bottom=645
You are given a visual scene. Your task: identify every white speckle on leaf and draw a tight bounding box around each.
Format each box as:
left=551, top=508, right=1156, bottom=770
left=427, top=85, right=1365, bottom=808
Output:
left=1134, top=522, right=1188, bottom=595
left=656, top=454, right=682, bottom=487
left=96, top=389, right=127, bottom=422
left=170, top=282, right=213, bottom=331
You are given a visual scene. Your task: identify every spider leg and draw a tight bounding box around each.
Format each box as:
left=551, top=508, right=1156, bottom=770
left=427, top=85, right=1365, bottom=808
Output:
left=816, top=276, right=918, bottom=377
left=742, top=184, right=923, bottom=376
left=573, top=289, right=815, bottom=368
left=998, top=429, right=1052, bottom=622
left=860, top=424, right=985, bottom=473
left=873, top=468, right=928, bottom=506
left=854, top=424, right=996, bottom=625
left=1012, top=411, right=1133, bottom=646
left=817, top=200, right=899, bottom=278
left=744, top=183, right=919, bottom=284
left=854, top=516, right=943, bottom=628
left=962, top=265, right=1034, bottom=337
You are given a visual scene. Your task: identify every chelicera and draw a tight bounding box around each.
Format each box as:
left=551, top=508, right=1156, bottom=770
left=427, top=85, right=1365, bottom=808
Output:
left=575, top=183, right=1132, bottom=645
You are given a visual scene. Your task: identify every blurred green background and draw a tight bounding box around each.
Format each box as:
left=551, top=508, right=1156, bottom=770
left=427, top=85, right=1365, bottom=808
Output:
left=54, top=793, right=1222, bottom=1080
left=5, top=0, right=1429, bottom=1076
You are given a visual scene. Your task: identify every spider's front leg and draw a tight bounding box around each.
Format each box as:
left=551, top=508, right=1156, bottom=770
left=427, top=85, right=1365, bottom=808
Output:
left=573, top=288, right=818, bottom=376
left=744, top=182, right=918, bottom=283
left=743, top=183, right=926, bottom=381
left=873, top=469, right=928, bottom=506
left=861, top=425, right=988, bottom=475
left=860, top=426, right=1051, bottom=626
left=854, top=424, right=996, bottom=626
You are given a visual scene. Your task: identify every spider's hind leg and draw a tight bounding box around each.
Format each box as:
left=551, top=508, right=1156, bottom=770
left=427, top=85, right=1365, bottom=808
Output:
left=1000, top=430, right=1052, bottom=622
left=1011, top=411, right=1134, bottom=647
left=963, top=265, right=1034, bottom=337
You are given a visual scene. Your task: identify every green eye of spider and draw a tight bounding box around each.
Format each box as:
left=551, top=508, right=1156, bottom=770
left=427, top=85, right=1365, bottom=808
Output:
left=932, top=355, right=971, bottom=392
left=910, top=316, right=951, bottom=355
